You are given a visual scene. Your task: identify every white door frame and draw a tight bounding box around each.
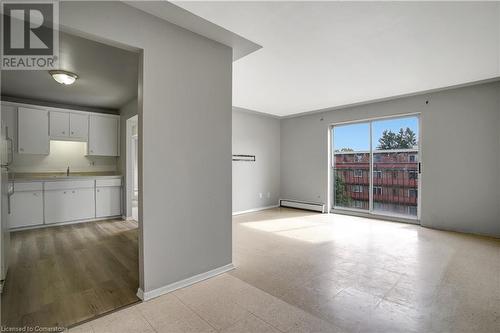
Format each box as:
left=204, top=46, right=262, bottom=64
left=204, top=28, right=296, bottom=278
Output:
left=125, top=115, right=138, bottom=219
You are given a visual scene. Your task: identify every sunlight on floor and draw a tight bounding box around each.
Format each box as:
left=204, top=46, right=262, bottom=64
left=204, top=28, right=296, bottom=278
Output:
left=240, top=211, right=419, bottom=245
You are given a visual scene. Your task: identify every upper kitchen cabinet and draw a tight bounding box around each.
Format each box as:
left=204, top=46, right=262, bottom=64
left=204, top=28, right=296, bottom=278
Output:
left=49, top=111, right=88, bottom=141
left=88, top=114, right=119, bottom=156
left=70, top=113, right=89, bottom=140
left=18, top=107, right=49, bottom=155
left=49, top=111, right=69, bottom=138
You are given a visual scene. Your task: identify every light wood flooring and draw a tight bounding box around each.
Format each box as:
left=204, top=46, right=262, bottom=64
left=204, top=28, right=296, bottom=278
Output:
left=1, top=219, right=139, bottom=329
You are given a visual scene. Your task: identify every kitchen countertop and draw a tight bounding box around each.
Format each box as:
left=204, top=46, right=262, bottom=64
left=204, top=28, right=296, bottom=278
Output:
left=9, top=172, right=123, bottom=182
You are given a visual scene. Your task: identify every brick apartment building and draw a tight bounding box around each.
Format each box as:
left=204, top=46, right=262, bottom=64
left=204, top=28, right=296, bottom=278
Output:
left=333, top=151, right=418, bottom=216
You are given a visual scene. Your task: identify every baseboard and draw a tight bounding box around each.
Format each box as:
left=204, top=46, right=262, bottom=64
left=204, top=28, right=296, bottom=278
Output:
left=232, top=205, right=279, bottom=216
left=136, top=263, right=235, bottom=301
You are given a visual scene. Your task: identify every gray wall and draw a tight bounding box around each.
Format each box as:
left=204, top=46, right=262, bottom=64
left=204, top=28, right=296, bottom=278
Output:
left=61, top=2, right=232, bottom=293
left=232, top=109, right=280, bottom=213
left=281, top=81, right=500, bottom=237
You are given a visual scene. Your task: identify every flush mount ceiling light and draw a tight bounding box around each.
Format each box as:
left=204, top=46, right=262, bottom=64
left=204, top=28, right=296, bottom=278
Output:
left=49, top=70, right=78, bottom=85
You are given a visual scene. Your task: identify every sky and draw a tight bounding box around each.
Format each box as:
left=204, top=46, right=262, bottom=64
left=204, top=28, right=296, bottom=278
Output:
left=333, top=116, right=418, bottom=151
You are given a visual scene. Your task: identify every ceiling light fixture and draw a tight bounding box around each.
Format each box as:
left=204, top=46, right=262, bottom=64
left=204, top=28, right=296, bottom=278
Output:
left=49, top=70, right=78, bottom=85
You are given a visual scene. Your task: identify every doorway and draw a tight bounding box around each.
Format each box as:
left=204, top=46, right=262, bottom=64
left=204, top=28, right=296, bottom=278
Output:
left=126, top=115, right=139, bottom=221
left=331, top=114, right=421, bottom=220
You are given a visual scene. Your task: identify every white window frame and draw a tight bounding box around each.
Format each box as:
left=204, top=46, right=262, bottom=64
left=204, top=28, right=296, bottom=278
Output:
left=352, top=185, right=363, bottom=193
left=354, top=169, right=363, bottom=177
left=373, top=186, right=382, bottom=195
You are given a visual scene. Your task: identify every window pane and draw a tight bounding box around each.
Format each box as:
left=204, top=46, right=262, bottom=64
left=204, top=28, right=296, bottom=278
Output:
left=372, top=117, right=418, bottom=151
left=371, top=116, right=418, bottom=217
left=334, top=122, right=369, bottom=152
left=333, top=122, right=370, bottom=211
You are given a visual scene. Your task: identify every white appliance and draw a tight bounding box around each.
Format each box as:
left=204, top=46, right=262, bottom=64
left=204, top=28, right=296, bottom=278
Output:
left=0, top=115, right=13, bottom=285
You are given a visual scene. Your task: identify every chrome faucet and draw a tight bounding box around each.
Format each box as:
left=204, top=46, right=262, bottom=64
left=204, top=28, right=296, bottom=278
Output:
left=66, top=166, right=70, bottom=176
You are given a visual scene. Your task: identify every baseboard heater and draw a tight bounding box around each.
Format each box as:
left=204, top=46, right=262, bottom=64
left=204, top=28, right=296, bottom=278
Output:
left=279, top=199, right=325, bottom=213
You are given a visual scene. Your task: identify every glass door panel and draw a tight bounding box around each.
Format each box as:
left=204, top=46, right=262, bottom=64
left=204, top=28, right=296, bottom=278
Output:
left=372, top=117, right=419, bottom=218
left=332, top=122, right=370, bottom=211
left=332, top=115, right=420, bottom=220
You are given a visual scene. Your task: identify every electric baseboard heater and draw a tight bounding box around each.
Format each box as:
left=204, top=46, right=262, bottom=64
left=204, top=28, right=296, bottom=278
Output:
left=279, top=199, right=325, bottom=213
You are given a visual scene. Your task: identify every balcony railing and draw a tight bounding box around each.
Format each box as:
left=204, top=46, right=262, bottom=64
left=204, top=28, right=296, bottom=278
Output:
left=333, top=150, right=418, bottom=217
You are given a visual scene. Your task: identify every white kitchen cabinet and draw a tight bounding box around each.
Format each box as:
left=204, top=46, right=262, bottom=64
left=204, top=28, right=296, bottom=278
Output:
left=96, top=178, right=121, bottom=218
left=18, top=107, right=49, bottom=154
left=44, top=180, right=95, bottom=224
left=49, top=111, right=69, bottom=138
left=50, top=112, right=88, bottom=141
left=88, top=115, right=119, bottom=156
left=8, top=183, right=44, bottom=229
left=96, top=187, right=121, bottom=217
left=69, top=113, right=88, bottom=140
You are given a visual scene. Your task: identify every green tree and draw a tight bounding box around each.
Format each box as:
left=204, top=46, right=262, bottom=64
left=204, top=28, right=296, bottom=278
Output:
left=334, top=147, right=354, bottom=152
left=335, top=173, right=350, bottom=206
left=377, top=127, right=417, bottom=150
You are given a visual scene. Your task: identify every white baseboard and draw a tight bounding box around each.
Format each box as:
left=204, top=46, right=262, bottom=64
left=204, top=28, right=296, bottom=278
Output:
left=136, top=263, right=235, bottom=301
left=232, top=205, right=279, bottom=216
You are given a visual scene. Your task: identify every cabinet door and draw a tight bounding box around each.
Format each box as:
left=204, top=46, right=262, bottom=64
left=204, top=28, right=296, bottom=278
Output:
left=44, top=190, right=72, bottom=224
left=45, top=188, right=95, bottom=223
left=96, top=186, right=121, bottom=218
left=8, top=191, right=44, bottom=228
left=88, top=115, right=119, bottom=156
left=49, top=111, right=69, bottom=138
left=68, top=188, right=95, bottom=221
left=69, top=113, right=88, bottom=140
left=18, top=107, right=49, bottom=154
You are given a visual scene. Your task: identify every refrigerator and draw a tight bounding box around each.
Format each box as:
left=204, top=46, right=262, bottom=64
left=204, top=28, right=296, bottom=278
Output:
left=0, top=115, right=13, bottom=284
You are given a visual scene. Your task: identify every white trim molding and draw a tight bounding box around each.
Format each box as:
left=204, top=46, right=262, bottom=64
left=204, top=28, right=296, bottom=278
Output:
left=136, top=263, right=235, bottom=301
left=232, top=205, right=279, bottom=216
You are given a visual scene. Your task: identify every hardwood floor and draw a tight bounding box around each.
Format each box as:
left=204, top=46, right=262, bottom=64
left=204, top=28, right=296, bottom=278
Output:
left=1, top=219, right=139, bottom=329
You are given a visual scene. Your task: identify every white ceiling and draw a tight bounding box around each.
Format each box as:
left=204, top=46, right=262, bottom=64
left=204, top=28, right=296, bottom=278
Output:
left=176, top=1, right=500, bottom=117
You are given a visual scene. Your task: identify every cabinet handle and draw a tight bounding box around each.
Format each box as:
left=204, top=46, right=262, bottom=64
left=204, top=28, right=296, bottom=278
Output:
left=62, top=131, right=65, bottom=134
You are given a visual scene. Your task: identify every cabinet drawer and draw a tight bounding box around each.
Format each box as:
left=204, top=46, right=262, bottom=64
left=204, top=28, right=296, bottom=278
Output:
left=12, top=182, right=43, bottom=192
left=44, top=180, right=95, bottom=190
left=96, top=178, right=122, bottom=187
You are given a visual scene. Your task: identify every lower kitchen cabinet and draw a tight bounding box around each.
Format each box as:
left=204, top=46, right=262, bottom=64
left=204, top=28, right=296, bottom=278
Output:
left=8, top=177, right=122, bottom=230
left=96, top=187, right=121, bottom=218
left=95, top=178, right=122, bottom=218
left=8, top=183, right=44, bottom=228
left=44, top=180, right=95, bottom=224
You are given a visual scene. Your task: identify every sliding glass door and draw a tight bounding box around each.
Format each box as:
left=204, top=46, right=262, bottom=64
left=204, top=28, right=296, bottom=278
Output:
left=332, top=115, right=420, bottom=220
